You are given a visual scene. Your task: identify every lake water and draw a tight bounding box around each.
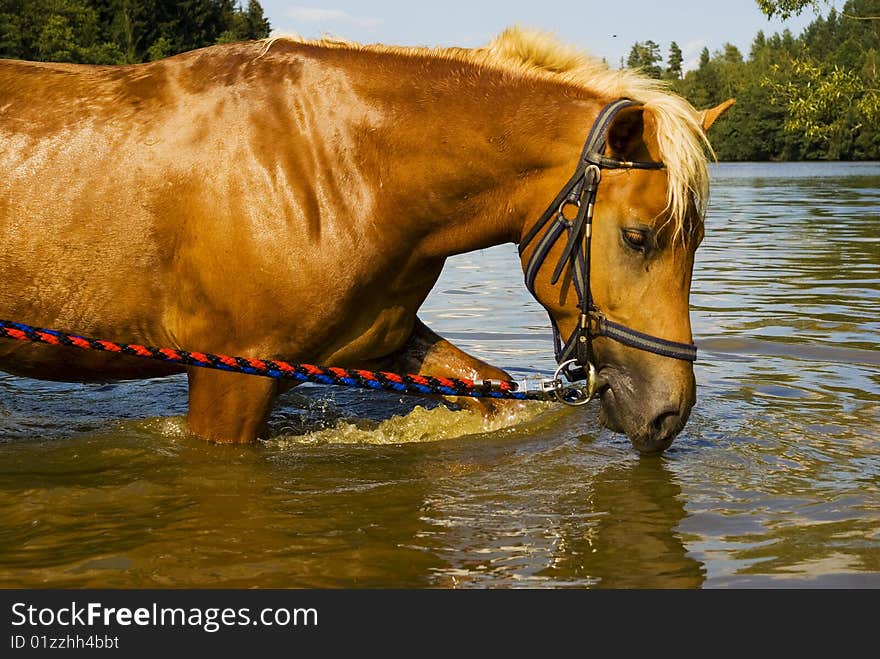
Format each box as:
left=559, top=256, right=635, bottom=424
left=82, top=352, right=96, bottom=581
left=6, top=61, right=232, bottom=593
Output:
left=0, top=162, right=877, bottom=588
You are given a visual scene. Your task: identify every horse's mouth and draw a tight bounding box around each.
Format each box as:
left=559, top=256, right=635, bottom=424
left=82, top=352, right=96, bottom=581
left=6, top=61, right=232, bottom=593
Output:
left=596, top=384, right=625, bottom=435
left=594, top=366, right=624, bottom=434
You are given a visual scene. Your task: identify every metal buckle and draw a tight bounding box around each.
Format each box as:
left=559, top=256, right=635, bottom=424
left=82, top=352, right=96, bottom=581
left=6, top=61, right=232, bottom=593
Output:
left=587, top=310, right=604, bottom=335
left=550, top=359, right=597, bottom=407
left=513, top=376, right=567, bottom=398
left=512, top=361, right=596, bottom=406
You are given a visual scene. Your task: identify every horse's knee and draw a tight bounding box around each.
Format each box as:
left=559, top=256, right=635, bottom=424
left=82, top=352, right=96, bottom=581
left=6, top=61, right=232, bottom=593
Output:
left=394, top=317, right=512, bottom=381
left=388, top=317, right=527, bottom=418
left=186, top=368, right=278, bottom=443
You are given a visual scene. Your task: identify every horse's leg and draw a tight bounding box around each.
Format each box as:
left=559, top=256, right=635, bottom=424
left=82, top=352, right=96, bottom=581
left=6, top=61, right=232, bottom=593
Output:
left=186, top=368, right=279, bottom=443
left=387, top=318, right=525, bottom=416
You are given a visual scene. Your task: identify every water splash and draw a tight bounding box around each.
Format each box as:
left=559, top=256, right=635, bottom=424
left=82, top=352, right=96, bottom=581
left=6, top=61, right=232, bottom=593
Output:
left=268, top=400, right=564, bottom=447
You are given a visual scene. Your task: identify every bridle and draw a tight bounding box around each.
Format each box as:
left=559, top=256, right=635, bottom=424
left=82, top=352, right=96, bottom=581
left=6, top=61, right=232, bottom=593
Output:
left=519, top=98, right=698, bottom=402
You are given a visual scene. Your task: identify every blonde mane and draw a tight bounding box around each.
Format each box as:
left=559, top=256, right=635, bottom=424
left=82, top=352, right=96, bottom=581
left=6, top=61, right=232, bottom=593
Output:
left=481, top=27, right=712, bottom=238
left=264, top=26, right=712, bottom=238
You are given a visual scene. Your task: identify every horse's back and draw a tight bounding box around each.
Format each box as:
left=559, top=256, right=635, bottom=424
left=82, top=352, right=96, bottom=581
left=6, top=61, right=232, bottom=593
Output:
left=0, top=42, right=394, bottom=383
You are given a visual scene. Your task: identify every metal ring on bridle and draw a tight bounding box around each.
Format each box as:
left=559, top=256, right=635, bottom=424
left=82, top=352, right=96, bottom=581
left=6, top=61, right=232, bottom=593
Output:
left=552, top=359, right=597, bottom=407
left=557, top=199, right=580, bottom=222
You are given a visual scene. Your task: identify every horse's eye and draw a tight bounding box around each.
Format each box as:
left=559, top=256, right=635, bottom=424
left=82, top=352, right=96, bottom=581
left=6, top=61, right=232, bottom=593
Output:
left=622, top=228, right=648, bottom=251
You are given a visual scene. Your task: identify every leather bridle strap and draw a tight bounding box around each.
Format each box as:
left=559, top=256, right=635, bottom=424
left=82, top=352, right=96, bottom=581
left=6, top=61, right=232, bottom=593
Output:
left=520, top=98, right=698, bottom=381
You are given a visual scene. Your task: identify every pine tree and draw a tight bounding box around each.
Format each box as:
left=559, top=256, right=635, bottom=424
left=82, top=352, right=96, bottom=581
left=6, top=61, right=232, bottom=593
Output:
left=626, top=40, right=663, bottom=78
left=244, top=0, right=270, bottom=39
left=665, top=41, right=683, bottom=80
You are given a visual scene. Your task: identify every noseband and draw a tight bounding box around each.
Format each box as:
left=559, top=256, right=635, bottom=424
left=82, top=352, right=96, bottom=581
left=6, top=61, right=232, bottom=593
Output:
left=520, top=98, right=698, bottom=386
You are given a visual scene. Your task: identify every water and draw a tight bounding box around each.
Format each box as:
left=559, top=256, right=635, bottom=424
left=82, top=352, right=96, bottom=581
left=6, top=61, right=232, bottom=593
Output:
left=1, top=162, right=878, bottom=588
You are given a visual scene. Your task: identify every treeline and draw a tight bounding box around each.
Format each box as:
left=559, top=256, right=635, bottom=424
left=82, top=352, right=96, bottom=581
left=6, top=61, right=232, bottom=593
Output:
left=627, top=0, right=880, bottom=160
left=0, top=0, right=271, bottom=64
left=3, top=1, right=876, bottom=160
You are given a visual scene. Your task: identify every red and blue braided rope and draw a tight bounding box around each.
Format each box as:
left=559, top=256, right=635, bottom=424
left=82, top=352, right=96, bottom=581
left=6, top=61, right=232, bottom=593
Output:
left=0, top=319, right=538, bottom=400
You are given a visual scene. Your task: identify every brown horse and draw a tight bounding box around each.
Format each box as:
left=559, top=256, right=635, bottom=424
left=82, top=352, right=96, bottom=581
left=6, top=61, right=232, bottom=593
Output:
left=0, top=28, right=732, bottom=452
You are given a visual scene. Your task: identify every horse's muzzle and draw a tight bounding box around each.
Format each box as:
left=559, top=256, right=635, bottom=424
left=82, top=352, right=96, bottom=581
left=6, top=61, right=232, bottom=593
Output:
left=595, top=365, right=695, bottom=453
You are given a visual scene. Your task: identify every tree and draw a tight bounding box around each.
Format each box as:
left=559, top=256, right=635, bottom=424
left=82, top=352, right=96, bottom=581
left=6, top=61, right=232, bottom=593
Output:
left=217, top=0, right=270, bottom=43
left=0, top=0, right=124, bottom=63
left=722, top=43, right=744, bottom=64
left=667, top=0, right=878, bottom=159
left=244, top=0, right=270, bottom=39
left=757, top=0, right=823, bottom=19
left=699, top=47, right=710, bottom=69
left=0, top=0, right=272, bottom=64
left=684, top=47, right=720, bottom=108
left=665, top=41, right=683, bottom=80
left=626, top=40, right=663, bottom=78
left=758, top=0, right=879, bottom=146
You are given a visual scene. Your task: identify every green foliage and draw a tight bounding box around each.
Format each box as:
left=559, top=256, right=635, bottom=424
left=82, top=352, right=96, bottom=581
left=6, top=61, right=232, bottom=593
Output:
left=0, top=0, right=271, bottom=64
left=627, top=0, right=880, bottom=160
left=766, top=60, right=865, bottom=139
left=216, top=1, right=269, bottom=44
left=665, top=41, right=683, bottom=80
left=627, top=40, right=663, bottom=79
left=755, top=0, right=880, bottom=158
left=0, top=0, right=123, bottom=63
left=146, top=33, right=170, bottom=60
left=757, top=0, right=823, bottom=19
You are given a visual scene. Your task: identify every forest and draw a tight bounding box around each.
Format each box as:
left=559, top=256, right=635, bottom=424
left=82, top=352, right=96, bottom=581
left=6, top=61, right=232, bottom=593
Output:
left=1, top=0, right=877, bottom=161
left=628, top=0, right=880, bottom=160
left=0, top=0, right=270, bottom=64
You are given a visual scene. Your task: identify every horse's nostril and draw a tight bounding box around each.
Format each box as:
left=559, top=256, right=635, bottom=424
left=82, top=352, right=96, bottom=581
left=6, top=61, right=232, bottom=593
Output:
left=631, top=408, right=683, bottom=454
left=650, top=408, right=681, bottom=434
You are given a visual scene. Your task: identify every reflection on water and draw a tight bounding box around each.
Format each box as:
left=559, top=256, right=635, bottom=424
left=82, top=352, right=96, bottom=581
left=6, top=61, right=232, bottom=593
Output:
left=0, top=162, right=878, bottom=588
left=534, top=458, right=705, bottom=588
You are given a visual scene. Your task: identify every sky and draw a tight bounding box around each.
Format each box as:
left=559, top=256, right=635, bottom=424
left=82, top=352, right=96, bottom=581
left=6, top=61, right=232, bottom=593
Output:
left=258, top=0, right=833, bottom=72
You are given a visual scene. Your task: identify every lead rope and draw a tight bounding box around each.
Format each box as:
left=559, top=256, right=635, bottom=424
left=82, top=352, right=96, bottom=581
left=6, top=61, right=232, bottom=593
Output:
left=0, top=319, right=596, bottom=405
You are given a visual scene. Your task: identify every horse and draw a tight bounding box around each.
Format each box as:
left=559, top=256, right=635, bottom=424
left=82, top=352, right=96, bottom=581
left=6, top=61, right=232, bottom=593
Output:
left=0, top=27, right=732, bottom=453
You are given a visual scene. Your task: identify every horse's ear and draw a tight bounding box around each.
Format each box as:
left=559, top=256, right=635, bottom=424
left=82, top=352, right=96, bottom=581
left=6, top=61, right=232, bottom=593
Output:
left=606, top=105, right=649, bottom=161
left=698, top=99, right=736, bottom=132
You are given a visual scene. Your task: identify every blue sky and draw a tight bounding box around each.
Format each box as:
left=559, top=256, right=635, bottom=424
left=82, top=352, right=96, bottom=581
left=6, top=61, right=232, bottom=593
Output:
left=258, top=1, right=832, bottom=72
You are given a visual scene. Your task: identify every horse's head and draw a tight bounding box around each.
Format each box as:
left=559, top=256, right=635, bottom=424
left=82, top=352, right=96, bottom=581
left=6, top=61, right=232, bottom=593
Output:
left=520, top=98, right=733, bottom=453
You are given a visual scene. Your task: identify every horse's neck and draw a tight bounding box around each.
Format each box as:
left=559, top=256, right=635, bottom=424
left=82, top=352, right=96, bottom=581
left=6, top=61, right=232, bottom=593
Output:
left=355, top=56, right=598, bottom=259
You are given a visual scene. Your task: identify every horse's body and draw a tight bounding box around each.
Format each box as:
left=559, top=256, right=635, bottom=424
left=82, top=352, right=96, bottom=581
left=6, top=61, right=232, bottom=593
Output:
left=0, top=29, right=731, bottom=451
